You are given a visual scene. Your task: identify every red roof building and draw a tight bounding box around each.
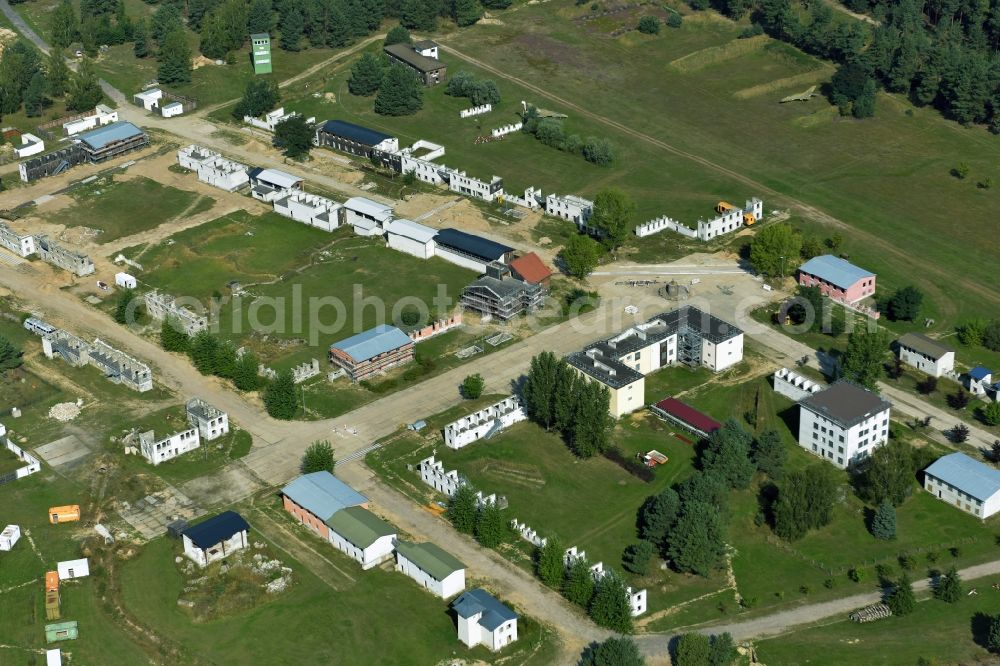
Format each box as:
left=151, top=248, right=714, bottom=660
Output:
left=508, top=252, right=553, bottom=287
left=651, top=397, right=721, bottom=438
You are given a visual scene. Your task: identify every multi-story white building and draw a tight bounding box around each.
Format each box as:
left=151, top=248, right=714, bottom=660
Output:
left=0, top=221, right=36, bottom=257
left=176, top=145, right=249, bottom=191
left=923, top=452, right=1000, bottom=520
left=395, top=540, right=466, bottom=598
left=185, top=398, right=229, bottom=441
left=452, top=588, right=518, bottom=652
left=545, top=194, right=593, bottom=227
left=139, top=427, right=200, bottom=466
left=343, top=197, right=394, bottom=236
left=896, top=333, right=955, bottom=378
left=797, top=381, right=891, bottom=469
left=566, top=306, right=744, bottom=418
left=442, top=397, right=527, bottom=449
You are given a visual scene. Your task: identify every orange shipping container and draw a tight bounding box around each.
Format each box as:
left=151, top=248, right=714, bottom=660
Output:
left=48, top=506, right=80, bottom=524
left=45, top=571, right=59, bottom=592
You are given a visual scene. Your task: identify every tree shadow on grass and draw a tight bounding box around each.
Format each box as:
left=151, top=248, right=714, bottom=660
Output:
left=970, top=612, right=994, bottom=650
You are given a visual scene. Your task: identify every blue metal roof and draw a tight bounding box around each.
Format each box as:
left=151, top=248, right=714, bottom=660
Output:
left=330, top=324, right=411, bottom=363
left=798, top=255, right=875, bottom=290
left=452, top=588, right=517, bottom=631
left=321, top=120, right=393, bottom=147
left=969, top=366, right=992, bottom=381
left=182, top=511, right=249, bottom=549
left=282, top=472, right=367, bottom=521
left=924, top=452, right=1000, bottom=502
left=77, top=121, right=145, bottom=150
left=435, top=228, right=513, bottom=261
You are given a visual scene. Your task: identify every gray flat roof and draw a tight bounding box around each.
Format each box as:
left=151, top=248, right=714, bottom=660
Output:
left=384, top=43, right=446, bottom=73
left=566, top=349, right=643, bottom=389
left=799, top=381, right=891, bottom=428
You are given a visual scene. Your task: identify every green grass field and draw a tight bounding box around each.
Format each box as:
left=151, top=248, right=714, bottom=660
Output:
left=756, top=588, right=1000, bottom=665
left=45, top=175, right=214, bottom=243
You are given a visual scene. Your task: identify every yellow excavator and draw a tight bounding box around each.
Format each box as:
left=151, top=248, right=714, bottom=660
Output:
left=716, top=201, right=756, bottom=226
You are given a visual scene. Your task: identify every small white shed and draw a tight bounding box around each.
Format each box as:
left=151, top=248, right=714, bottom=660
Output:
left=115, top=272, right=137, bottom=289
left=161, top=101, right=184, bottom=118
left=46, top=649, right=62, bottom=666
left=57, top=558, right=90, bottom=579
left=0, top=524, right=21, bottom=551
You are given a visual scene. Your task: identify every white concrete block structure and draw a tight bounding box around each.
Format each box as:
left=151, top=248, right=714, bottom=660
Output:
left=133, top=88, right=163, bottom=111
left=395, top=540, right=466, bottom=598
left=418, top=456, right=464, bottom=496
left=273, top=192, right=342, bottom=232
left=249, top=168, right=303, bottom=203
left=57, top=558, right=90, bottom=580
left=185, top=398, right=229, bottom=441
left=447, top=171, right=504, bottom=202
left=139, top=427, right=200, bottom=466
left=452, top=589, right=518, bottom=652
left=923, top=452, right=1000, bottom=520
left=114, top=272, right=136, bottom=289
left=0, top=525, right=21, bottom=551
left=177, top=145, right=249, bottom=192
left=460, top=104, right=492, bottom=118
left=442, top=397, right=527, bottom=449
left=143, top=290, right=208, bottom=335
left=63, top=104, right=118, bottom=136
left=896, top=333, right=955, bottom=378
left=546, top=194, right=593, bottom=227
left=243, top=107, right=301, bottom=132
left=181, top=511, right=250, bottom=568
left=797, top=381, right=891, bottom=469
left=13, top=133, right=45, bottom=158
left=35, top=236, right=94, bottom=276
left=773, top=367, right=823, bottom=401
left=0, top=221, right=36, bottom=257
left=344, top=197, right=393, bottom=236
left=386, top=219, right=437, bottom=259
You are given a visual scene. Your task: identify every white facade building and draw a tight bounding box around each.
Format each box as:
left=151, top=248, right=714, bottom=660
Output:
left=344, top=197, right=393, bottom=235
left=63, top=105, right=118, bottom=136
left=772, top=367, right=823, bottom=401
left=114, top=272, right=136, bottom=289
left=442, top=396, right=527, bottom=449
left=249, top=168, right=303, bottom=203
left=447, top=172, right=504, bottom=202
left=923, top=452, right=1000, bottom=520
left=325, top=506, right=397, bottom=570
left=185, top=398, right=229, bottom=441
left=0, top=221, right=36, bottom=257
left=133, top=88, right=163, bottom=111
left=453, top=589, right=518, bottom=652
left=797, top=381, right=891, bottom=469
left=546, top=194, right=593, bottom=227
left=273, top=191, right=342, bottom=232
left=395, top=540, right=466, bottom=598
left=385, top=218, right=437, bottom=259
left=161, top=101, right=184, bottom=118
left=418, top=456, right=464, bottom=496
left=177, top=145, right=249, bottom=192
left=897, top=333, right=955, bottom=378
left=56, top=558, right=90, bottom=580
left=139, top=428, right=200, bottom=466
left=0, top=524, right=21, bottom=551
left=181, top=511, right=250, bottom=568
left=13, top=133, right=45, bottom=158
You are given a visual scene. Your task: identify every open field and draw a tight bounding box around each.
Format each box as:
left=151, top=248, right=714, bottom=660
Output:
left=257, top=0, right=1000, bottom=336
left=43, top=174, right=214, bottom=243
left=755, top=585, right=1000, bottom=665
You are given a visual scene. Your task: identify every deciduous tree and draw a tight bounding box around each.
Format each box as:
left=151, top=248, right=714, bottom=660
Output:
left=67, top=57, right=103, bottom=112
left=752, top=429, right=786, bottom=479
left=49, top=0, right=78, bottom=48
left=701, top=419, right=755, bottom=490
left=452, top=0, right=484, bottom=26
left=234, top=78, right=280, bottom=119
left=274, top=115, right=313, bottom=159
left=674, top=633, right=711, bottom=666
left=773, top=463, right=838, bottom=540
left=46, top=49, right=71, bottom=97
left=563, top=557, right=595, bottom=606
left=750, top=223, right=801, bottom=276
left=857, top=439, right=915, bottom=506
left=667, top=501, right=727, bottom=576
left=839, top=328, right=891, bottom=389
left=384, top=24, right=411, bottom=45
left=461, top=373, right=485, bottom=399
left=887, top=286, right=924, bottom=321
left=638, top=487, right=680, bottom=550
left=589, top=188, right=635, bottom=251
left=582, top=636, right=645, bottom=666
left=559, top=233, right=602, bottom=279
left=300, top=440, right=335, bottom=473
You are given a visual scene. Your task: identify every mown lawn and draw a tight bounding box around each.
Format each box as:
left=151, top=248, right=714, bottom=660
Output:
left=44, top=175, right=214, bottom=243
left=755, top=586, right=1000, bottom=665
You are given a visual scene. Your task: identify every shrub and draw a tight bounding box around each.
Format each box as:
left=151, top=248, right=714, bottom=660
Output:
left=637, top=16, right=660, bottom=34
